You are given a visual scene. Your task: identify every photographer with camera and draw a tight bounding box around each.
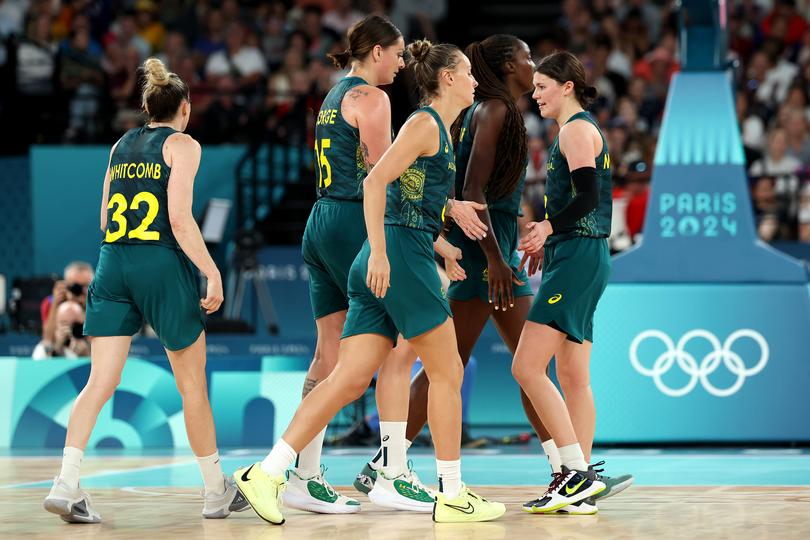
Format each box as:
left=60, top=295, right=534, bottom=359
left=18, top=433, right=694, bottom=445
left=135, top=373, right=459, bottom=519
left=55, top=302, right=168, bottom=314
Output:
left=40, top=262, right=94, bottom=345
left=33, top=301, right=91, bottom=359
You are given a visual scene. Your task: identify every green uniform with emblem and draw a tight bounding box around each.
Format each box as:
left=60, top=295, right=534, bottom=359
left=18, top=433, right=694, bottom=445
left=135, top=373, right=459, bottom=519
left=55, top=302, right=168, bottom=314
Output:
left=446, top=100, right=533, bottom=302
left=302, top=76, right=372, bottom=319
left=343, top=107, right=454, bottom=341
left=84, top=126, right=205, bottom=351
left=528, top=111, right=612, bottom=343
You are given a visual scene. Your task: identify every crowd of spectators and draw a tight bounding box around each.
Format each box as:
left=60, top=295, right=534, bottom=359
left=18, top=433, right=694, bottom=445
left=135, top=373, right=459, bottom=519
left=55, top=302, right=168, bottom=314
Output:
left=3, top=1, right=810, bottom=245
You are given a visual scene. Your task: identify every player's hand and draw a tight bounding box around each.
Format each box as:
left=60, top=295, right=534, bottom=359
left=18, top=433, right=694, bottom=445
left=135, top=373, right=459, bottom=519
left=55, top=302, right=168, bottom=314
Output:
left=519, top=220, right=552, bottom=254
left=52, top=280, right=67, bottom=305
left=444, top=246, right=466, bottom=282
left=367, top=250, right=391, bottom=298
left=201, top=274, right=224, bottom=314
left=448, top=199, right=488, bottom=240
left=518, top=248, right=544, bottom=276
left=487, top=257, right=524, bottom=311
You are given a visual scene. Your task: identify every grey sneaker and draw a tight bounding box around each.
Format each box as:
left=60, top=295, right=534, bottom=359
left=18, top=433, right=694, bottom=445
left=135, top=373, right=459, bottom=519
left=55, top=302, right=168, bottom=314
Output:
left=353, top=462, right=377, bottom=495
left=203, top=475, right=250, bottom=518
left=43, top=477, right=102, bottom=524
left=589, top=461, right=634, bottom=501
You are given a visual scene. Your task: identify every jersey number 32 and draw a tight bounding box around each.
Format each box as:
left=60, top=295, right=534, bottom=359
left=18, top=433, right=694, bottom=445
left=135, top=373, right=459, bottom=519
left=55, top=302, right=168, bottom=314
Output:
left=105, top=192, right=161, bottom=242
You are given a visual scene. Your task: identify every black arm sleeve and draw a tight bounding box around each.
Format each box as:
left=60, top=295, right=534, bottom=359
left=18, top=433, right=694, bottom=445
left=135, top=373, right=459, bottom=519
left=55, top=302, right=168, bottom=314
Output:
left=548, top=166, right=599, bottom=232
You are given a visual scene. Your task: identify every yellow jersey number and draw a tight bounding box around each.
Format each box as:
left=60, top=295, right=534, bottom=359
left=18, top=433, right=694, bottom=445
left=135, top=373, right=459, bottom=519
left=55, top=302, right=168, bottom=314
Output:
left=105, top=191, right=161, bottom=242
left=315, top=138, right=332, bottom=188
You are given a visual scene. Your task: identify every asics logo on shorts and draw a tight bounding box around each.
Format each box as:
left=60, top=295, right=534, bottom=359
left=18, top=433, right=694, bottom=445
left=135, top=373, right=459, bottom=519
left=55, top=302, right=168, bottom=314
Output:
left=548, top=293, right=562, bottom=304
left=629, top=329, right=769, bottom=397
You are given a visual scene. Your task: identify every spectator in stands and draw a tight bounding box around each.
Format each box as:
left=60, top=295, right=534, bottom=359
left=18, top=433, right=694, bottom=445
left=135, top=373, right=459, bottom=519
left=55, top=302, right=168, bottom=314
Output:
left=16, top=12, right=62, bottom=145
left=108, top=11, right=150, bottom=61
left=40, top=261, right=94, bottom=352
left=783, top=106, right=810, bottom=165
left=59, top=27, right=105, bottom=141
left=32, top=301, right=90, bottom=359
left=205, top=22, right=266, bottom=91
left=262, top=2, right=290, bottom=70
left=323, top=0, right=365, bottom=36
left=299, top=5, right=339, bottom=60
left=750, top=127, right=802, bottom=179
left=193, top=8, right=226, bottom=61
left=134, top=0, right=165, bottom=53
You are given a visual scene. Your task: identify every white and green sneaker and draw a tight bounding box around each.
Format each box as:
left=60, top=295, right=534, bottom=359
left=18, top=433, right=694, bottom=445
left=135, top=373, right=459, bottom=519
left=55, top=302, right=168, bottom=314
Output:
left=368, top=463, right=435, bottom=512
left=282, top=466, right=360, bottom=514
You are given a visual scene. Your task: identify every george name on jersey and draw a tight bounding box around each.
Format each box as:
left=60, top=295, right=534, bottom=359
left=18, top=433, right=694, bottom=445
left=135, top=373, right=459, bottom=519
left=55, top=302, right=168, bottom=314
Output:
left=316, top=108, right=339, bottom=126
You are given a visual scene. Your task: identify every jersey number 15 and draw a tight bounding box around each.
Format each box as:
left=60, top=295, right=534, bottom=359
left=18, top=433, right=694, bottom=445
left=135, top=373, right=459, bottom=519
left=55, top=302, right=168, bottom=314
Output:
left=315, top=138, right=332, bottom=188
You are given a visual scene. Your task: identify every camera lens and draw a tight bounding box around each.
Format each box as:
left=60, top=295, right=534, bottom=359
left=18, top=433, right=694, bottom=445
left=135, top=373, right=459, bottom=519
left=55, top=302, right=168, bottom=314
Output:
left=67, top=283, right=85, bottom=296
left=71, top=322, right=85, bottom=339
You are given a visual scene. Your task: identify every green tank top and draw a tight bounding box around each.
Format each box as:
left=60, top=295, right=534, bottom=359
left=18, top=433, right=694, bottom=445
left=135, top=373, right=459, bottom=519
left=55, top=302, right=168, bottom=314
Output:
left=103, top=126, right=178, bottom=249
left=314, top=76, right=370, bottom=200
left=454, top=100, right=526, bottom=215
left=544, top=111, right=612, bottom=245
left=384, top=107, right=455, bottom=239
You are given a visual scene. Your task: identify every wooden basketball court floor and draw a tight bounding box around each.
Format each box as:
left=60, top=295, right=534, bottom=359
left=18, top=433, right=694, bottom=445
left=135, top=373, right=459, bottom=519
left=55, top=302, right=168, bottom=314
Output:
left=2, top=448, right=809, bottom=539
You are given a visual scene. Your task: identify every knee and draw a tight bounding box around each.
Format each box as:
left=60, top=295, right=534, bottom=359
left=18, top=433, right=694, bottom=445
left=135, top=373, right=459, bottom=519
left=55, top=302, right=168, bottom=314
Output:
left=85, top=375, right=120, bottom=401
left=331, top=371, right=373, bottom=403
left=428, top=356, right=463, bottom=390
left=511, top=357, right=531, bottom=386
left=174, top=375, right=208, bottom=400
left=556, top=365, right=590, bottom=394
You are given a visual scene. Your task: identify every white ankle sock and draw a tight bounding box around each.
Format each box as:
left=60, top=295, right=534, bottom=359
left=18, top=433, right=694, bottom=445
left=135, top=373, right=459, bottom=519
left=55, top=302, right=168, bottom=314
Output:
left=541, top=439, right=562, bottom=474
left=59, top=447, right=83, bottom=489
left=379, top=421, right=407, bottom=477
left=197, top=451, right=225, bottom=495
left=370, top=438, right=411, bottom=471
left=295, top=427, right=326, bottom=477
left=558, top=443, right=588, bottom=472
left=436, top=459, right=462, bottom=499
left=261, top=438, right=297, bottom=477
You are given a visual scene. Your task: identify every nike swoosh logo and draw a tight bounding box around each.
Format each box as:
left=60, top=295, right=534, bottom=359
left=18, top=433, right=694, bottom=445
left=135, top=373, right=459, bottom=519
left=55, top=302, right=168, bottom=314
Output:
left=445, top=502, right=475, bottom=514
left=565, top=478, right=587, bottom=495
left=241, top=464, right=254, bottom=482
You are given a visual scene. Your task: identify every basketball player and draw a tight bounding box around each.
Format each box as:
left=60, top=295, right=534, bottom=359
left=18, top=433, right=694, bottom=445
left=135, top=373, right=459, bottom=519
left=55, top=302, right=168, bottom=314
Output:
left=43, top=58, right=248, bottom=523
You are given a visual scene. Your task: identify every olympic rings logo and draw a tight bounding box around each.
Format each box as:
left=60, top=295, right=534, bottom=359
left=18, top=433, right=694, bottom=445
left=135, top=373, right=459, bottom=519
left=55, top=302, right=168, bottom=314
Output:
left=629, top=329, right=769, bottom=397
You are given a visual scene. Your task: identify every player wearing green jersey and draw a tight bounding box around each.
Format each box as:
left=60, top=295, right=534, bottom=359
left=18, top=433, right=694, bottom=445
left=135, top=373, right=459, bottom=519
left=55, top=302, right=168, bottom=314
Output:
left=44, top=58, right=248, bottom=524
left=234, top=40, right=505, bottom=525
left=513, top=51, right=632, bottom=515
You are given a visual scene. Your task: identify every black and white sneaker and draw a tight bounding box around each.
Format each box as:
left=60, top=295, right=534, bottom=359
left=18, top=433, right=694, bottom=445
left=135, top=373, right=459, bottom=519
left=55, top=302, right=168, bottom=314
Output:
left=589, top=461, right=634, bottom=501
left=522, top=466, right=605, bottom=514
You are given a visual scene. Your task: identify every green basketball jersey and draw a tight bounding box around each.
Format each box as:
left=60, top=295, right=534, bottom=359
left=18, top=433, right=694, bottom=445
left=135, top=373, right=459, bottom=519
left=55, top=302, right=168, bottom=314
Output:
left=385, top=107, right=455, bottom=239
left=103, top=126, right=178, bottom=249
left=455, top=100, right=526, bottom=215
left=544, top=111, right=612, bottom=245
left=314, top=76, right=370, bottom=200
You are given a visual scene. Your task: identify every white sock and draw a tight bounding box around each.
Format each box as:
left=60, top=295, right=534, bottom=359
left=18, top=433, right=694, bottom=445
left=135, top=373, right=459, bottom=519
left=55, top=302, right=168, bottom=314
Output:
left=197, top=451, right=225, bottom=495
left=59, top=447, right=83, bottom=489
left=261, top=438, right=297, bottom=477
left=295, top=427, right=326, bottom=478
left=436, top=459, right=462, bottom=499
left=370, top=438, right=411, bottom=471
left=379, top=421, right=407, bottom=477
left=558, top=443, right=588, bottom=472
left=541, top=439, right=562, bottom=474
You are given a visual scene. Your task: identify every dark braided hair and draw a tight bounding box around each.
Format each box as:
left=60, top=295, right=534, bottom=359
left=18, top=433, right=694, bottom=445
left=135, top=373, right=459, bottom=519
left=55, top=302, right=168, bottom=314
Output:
left=462, top=34, right=528, bottom=201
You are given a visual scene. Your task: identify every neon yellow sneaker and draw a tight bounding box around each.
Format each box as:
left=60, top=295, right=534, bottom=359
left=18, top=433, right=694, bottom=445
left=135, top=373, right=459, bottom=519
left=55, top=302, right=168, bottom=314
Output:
left=433, top=485, right=506, bottom=523
left=233, top=463, right=286, bottom=525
